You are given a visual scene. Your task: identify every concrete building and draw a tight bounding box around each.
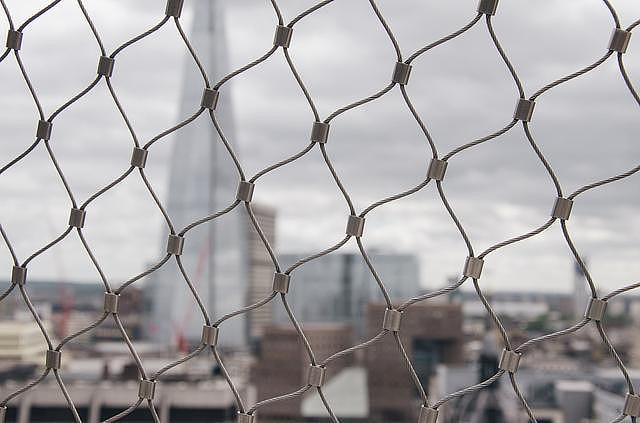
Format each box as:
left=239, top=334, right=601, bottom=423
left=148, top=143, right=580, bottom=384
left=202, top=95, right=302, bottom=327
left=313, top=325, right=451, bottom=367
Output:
left=0, top=348, right=256, bottom=422
left=434, top=359, right=640, bottom=423
left=253, top=323, right=353, bottom=419
left=245, top=204, right=276, bottom=345
left=454, top=289, right=575, bottom=318
left=365, top=302, right=464, bottom=422
left=276, top=252, right=421, bottom=338
left=0, top=379, right=254, bottom=423
left=0, top=320, right=48, bottom=364
left=463, top=300, right=549, bottom=320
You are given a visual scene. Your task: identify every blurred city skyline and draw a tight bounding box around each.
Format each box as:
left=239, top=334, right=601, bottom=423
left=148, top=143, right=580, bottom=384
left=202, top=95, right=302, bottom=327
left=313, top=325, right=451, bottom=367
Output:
left=0, top=0, right=639, bottom=294
left=1, top=2, right=640, bottom=422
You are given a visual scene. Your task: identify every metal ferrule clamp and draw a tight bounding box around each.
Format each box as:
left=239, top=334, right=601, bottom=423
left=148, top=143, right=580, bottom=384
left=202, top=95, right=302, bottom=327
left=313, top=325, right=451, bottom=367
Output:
left=273, top=272, right=291, bottom=294
left=201, top=88, right=219, bottom=110
left=12, top=265, right=27, bottom=285
left=104, top=292, right=119, bottom=313
left=498, top=349, right=521, bottom=373
left=418, top=406, right=439, bottom=423
left=609, top=29, right=631, bottom=54
left=392, top=62, right=412, bottom=85
left=69, top=208, right=86, bottom=228
left=237, top=413, right=254, bottom=423
left=6, top=29, right=22, bottom=50
left=551, top=197, right=573, bottom=220
left=131, top=147, right=148, bottom=168
left=97, top=56, right=115, bottom=77
left=165, top=0, right=184, bottom=18
left=202, top=325, right=219, bottom=346
left=584, top=298, right=607, bottom=321
left=427, top=158, right=447, bottom=181
left=310, top=122, right=330, bottom=143
left=346, top=215, right=365, bottom=237
left=463, top=256, right=484, bottom=279
left=166, top=234, right=185, bottom=255
left=0, top=405, right=6, bottom=423
left=382, top=308, right=402, bottom=332
left=624, top=394, right=640, bottom=417
left=477, top=0, right=499, bottom=15
left=46, top=350, right=61, bottom=369
left=514, top=98, right=535, bottom=122
left=37, top=120, right=52, bottom=141
left=273, top=25, right=293, bottom=48
left=307, top=365, right=326, bottom=387
left=236, top=181, right=255, bottom=202
left=138, top=379, right=156, bottom=400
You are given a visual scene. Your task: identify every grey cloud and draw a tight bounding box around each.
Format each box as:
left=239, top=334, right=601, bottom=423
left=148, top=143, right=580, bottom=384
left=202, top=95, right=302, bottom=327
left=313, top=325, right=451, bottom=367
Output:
left=0, top=0, right=639, bottom=297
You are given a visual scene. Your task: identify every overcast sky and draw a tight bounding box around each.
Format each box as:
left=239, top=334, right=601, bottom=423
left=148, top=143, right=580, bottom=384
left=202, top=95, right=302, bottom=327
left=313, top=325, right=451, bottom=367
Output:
left=0, top=0, right=639, bottom=297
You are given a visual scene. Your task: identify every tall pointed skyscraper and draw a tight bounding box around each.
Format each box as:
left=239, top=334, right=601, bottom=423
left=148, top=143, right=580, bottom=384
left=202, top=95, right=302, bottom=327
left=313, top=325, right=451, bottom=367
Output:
left=147, top=0, right=250, bottom=349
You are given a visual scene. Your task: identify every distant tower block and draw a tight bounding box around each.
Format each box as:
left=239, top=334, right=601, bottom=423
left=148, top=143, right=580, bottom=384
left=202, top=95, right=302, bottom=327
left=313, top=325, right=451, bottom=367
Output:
left=147, top=0, right=259, bottom=349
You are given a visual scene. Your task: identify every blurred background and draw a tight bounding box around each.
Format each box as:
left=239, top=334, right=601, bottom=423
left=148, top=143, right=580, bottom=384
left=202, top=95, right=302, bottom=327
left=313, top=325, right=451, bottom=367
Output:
left=0, top=0, right=639, bottom=422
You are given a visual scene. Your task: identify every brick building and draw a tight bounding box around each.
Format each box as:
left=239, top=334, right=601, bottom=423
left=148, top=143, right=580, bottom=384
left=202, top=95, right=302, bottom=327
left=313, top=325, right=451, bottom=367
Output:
left=366, top=302, right=464, bottom=421
left=253, top=323, right=353, bottom=419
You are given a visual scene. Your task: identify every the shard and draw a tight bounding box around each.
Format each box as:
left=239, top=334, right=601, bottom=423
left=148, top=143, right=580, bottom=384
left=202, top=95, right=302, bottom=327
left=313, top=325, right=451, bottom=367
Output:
left=147, top=0, right=249, bottom=349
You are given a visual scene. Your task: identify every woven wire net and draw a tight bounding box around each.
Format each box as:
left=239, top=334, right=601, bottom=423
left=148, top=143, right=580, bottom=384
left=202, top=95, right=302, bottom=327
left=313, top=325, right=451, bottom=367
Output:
left=0, top=0, right=639, bottom=422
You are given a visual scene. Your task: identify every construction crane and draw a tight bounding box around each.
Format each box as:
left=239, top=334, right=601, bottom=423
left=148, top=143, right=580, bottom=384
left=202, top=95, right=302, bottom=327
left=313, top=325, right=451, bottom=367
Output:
left=46, top=213, right=74, bottom=339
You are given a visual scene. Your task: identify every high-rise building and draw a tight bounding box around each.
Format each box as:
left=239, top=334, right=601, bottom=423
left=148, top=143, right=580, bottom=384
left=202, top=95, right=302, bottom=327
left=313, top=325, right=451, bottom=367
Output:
left=275, top=252, right=421, bottom=338
left=147, top=0, right=250, bottom=349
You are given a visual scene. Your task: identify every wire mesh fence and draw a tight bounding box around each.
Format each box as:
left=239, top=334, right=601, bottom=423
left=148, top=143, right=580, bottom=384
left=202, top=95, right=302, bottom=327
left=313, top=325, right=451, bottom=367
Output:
left=0, top=0, right=639, bottom=422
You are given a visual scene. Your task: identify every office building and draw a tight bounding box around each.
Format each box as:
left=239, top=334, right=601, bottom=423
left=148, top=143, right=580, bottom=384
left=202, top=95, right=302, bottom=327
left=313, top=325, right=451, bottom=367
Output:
left=275, top=252, right=421, bottom=338
left=147, top=0, right=260, bottom=349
